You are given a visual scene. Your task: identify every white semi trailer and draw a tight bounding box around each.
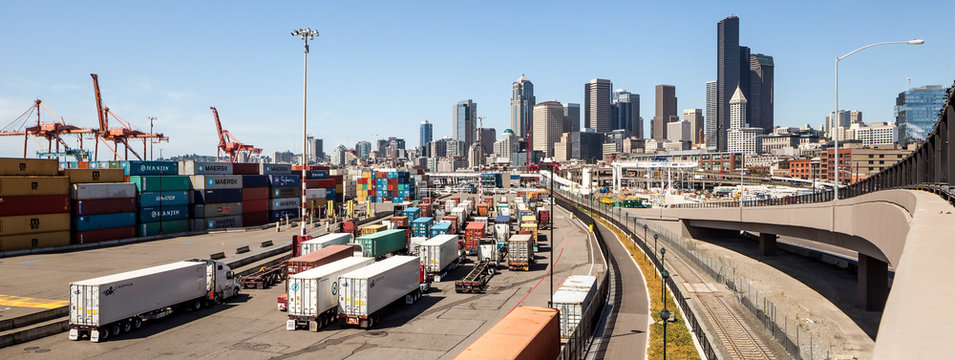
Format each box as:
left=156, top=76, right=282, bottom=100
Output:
left=286, top=257, right=375, bottom=331
left=338, top=256, right=421, bottom=329
left=69, top=259, right=239, bottom=342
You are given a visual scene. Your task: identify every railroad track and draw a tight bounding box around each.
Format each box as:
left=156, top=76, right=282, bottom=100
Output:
left=665, top=249, right=775, bottom=360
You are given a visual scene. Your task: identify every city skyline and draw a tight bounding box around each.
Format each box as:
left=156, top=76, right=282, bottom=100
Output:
left=0, top=1, right=950, bottom=158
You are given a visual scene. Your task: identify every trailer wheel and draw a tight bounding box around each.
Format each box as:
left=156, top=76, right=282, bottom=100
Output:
left=193, top=300, right=202, bottom=311
left=97, top=328, right=108, bottom=341
left=122, top=321, right=132, bottom=333
left=110, top=325, right=121, bottom=337
left=359, top=319, right=369, bottom=329
left=132, top=317, right=143, bottom=330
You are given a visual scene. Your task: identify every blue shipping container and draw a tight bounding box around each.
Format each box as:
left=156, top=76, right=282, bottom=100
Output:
left=269, top=174, right=300, bottom=187
left=242, top=175, right=270, bottom=188
left=429, top=221, right=451, bottom=238
left=269, top=208, right=300, bottom=222
left=74, top=212, right=137, bottom=232
left=301, top=170, right=329, bottom=179
left=193, top=188, right=242, bottom=204
left=139, top=205, right=189, bottom=222
left=139, top=191, right=190, bottom=207
left=495, top=215, right=510, bottom=223
left=411, top=217, right=432, bottom=237
left=122, top=161, right=179, bottom=176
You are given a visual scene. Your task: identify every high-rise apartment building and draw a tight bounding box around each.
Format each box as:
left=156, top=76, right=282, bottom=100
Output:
left=331, top=145, right=347, bottom=167
left=652, top=85, right=678, bottom=140
left=584, top=79, right=613, bottom=132
left=306, top=135, right=324, bottom=163
left=562, top=103, right=580, bottom=133
left=895, top=85, right=948, bottom=143
left=612, top=89, right=640, bottom=137
left=493, top=129, right=517, bottom=162
left=717, top=16, right=773, bottom=150
left=749, top=53, right=774, bottom=132
left=510, top=75, right=536, bottom=138
left=571, top=131, right=604, bottom=163
left=419, top=120, right=433, bottom=148
left=705, top=80, right=718, bottom=148
left=683, top=109, right=704, bottom=145
left=454, top=100, right=477, bottom=147
left=355, top=141, right=371, bottom=160
left=849, top=110, right=863, bottom=125
left=532, top=101, right=565, bottom=157
left=476, top=128, right=496, bottom=157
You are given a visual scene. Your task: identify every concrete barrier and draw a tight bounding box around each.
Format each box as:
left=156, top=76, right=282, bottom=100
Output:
left=236, top=246, right=250, bottom=254
left=261, top=240, right=273, bottom=247
left=0, top=306, right=67, bottom=332
left=0, top=319, right=69, bottom=348
left=210, top=252, right=226, bottom=260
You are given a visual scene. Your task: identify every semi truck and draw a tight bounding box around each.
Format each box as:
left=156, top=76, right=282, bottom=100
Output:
left=68, top=259, right=239, bottom=342
left=507, top=234, right=534, bottom=271
left=285, top=257, right=375, bottom=331
left=338, top=256, right=421, bottom=329
left=419, top=234, right=461, bottom=281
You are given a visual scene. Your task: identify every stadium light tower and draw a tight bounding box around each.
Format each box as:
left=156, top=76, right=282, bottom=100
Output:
left=292, top=27, right=319, bottom=236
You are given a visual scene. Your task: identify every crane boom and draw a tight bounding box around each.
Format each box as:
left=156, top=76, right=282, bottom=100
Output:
left=210, top=107, right=226, bottom=147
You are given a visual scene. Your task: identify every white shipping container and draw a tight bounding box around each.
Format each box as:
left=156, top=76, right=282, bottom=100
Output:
left=552, top=275, right=598, bottom=338
left=408, top=236, right=428, bottom=255
left=507, top=234, right=533, bottom=263
left=301, top=233, right=353, bottom=255
left=70, top=261, right=207, bottom=327
left=179, top=160, right=233, bottom=175
left=339, top=256, right=420, bottom=319
left=270, top=198, right=299, bottom=211
left=305, top=188, right=326, bottom=200
left=71, top=183, right=137, bottom=200
left=193, top=202, right=243, bottom=218
left=419, top=234, right=459, bottom=275
left=495, top=224, right=510, bottom=242
left=286, top=257, right=375, bottom=322
left=444, top=200, right=457, bottom=213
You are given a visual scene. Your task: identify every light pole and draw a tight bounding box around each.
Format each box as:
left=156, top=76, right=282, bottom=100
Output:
left=545, top=162, right=555, bottom=307
left=653, top=233, right=659, bottom=278
left=834, top=39, right=923, bottom=200
left=659, top=249, right=670, bottom=360
left=292, top=27, right=319, bottom=237
left=148, top=116, right=156, bottom=161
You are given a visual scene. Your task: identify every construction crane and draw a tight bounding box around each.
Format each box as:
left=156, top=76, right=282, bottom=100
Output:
left=0, top=99, right=97, bottom=160
left=210, top=107, right=261, bottom=162
left=90, top=74, right=168, bottom=161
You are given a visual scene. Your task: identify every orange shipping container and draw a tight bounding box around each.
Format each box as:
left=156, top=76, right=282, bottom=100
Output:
left=0, top=176, right=69, bottom=196
left=0, top=158, right=59, bottom=176
left=60, top=168, right=125, bottom=183
left=454, top=306, right=559, bottom=360
left=0, top=231, right=70, bottom=251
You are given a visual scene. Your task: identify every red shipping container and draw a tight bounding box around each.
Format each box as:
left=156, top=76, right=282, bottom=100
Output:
left=331, top=175, right=343, bottom=184
left=477, top=203, right=489, bottom=217
left=340, top=221, right=356, bottom=236
left=443, top=216, right=459, bottom=234
left=390, top=216, right=409, bottom=228
left=73, top=198, right=136, bottom=216
left=0, top=195, right=69, bottom=216
left=388, top=178, right=397, bottom=185
left=232, top=163, right=259, bottom=175
left=73, top=226, right=136, bottom=244
left=358, top=178, right=368, bottom=184
left=306, top=179, right=336, bottom=189
left=243, top=199, right=269, bottom=214
left=243, top=211, right=269, bottom=227
left=286, top=244, right=354, bottom=276
left=451, top=196, right=461, bottom=203
left=465, top=222, right=486, bottom=253
left=77, top=161, right=89, bottom=169
left=242, top=187, right=270, bottom=201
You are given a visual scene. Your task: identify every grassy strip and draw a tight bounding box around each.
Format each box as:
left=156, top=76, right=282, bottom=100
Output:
left=589, top=208, right=701, bottom=360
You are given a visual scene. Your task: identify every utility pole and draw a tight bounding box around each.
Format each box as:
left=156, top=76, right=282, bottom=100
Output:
left=292, top=27, right=319, bottom=237
left=148, top=116, right=157, bottom=161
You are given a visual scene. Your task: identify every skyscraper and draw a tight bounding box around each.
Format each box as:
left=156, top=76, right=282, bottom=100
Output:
left=355, top=141, right=371, bottom=160
left=510, top=75, right=536, bottom=138
left=419, top=120, right=433, bottom=148
left=612, top=89, right=640, bottom=137
left=476, top=128, right=496, bottom=157
left=749, top=53, right=774, bottom=132
left=563, top=103, right=580, bottom=133
left=683, top=109, right=704, bottom=145
left=727, top=86, right=763, bottom=154
left=718, top=16, right=741, bottom=152
left=532, top=101, right=565, bottom=157
left=705, top=80, right=718, bottom=148
left=652, top=85, right=678, bottom=140
left=454, top=100, right=477, bottom=147
left=895, top=85, right=949, bottom=143
left=584, top=79, right=613, bottom=132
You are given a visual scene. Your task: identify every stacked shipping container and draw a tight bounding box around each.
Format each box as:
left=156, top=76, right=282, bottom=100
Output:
left=357, top=170, right=416, bottom=203
left=190, top=163, right=244, bottom=230
left=72, top=182, right=138, bottom=244
left=0, top=158, right=71, bottom=251
left=69, top=168, right=135, bottom=243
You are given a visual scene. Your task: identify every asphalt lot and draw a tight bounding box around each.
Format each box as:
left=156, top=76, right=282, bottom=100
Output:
left=0, top=202, right=604, bottom=359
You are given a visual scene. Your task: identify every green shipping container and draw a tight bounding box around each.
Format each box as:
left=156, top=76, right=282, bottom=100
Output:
left=138, top=219, right=190, bottom=237
left=128, top=175, right=192, bottom=192
left=353, top=229, right=406, bottom=258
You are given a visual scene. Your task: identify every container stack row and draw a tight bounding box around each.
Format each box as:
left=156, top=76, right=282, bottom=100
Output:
left=0, top=158, right=71, bottom=251
left=357, top=170, right=416, bottom=203
left=130, top=162, right=190, bottom=237
left=73, top=179, right=137, bottom=244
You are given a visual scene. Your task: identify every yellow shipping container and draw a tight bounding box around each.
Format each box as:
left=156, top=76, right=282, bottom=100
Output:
left=521, top=223, right=538, bottom=243
left=0, top=158, right=59, bottom=176
left=60, top=168, right=125, bottom=183
left=0, top=213, right=70, bottom=236
left=0, top=231, right=70, bottom=251
left=360, top=224, right=387, bottom=236
left=521, top=215, right=537, bottom=225
left=0, top=176, right=70, bottom=196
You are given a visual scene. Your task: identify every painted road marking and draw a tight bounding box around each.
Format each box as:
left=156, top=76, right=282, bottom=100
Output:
left=0, top=294, right=68, bottom=309
left=19, top=259, right=43, bottom=264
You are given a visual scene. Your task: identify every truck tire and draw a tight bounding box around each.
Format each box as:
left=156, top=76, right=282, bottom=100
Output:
left=193, top=300, right=202, bottom=311
left=132, top=317, right=143, bottom=330
left=110, top=325, right=121, bottom=337
left=122, top=321, right=132, bottom=333
left=97, top=328, right=108, bottom=341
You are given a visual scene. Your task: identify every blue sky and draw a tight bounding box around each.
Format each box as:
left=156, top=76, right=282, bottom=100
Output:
left=1, top=1, right=952, bottom=159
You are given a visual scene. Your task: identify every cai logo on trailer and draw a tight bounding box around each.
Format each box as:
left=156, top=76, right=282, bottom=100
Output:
left=289, top=283, right=300, bottom=292
left=331, top=281, right=338, bottom=296
left=102, top=287, right=115, bottom=296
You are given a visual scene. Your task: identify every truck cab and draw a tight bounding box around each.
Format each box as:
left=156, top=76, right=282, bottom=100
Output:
left=204, top=260, right=240, bottom=302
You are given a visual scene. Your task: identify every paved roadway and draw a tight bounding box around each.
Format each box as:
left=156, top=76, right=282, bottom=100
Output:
left=0, top=203, right=603, bottom=359
left=589, top=213, right=651, bottom=359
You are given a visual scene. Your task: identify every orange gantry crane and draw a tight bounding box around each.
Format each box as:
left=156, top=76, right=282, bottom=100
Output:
left=210, top=106, right=261, bottom=162
left=0, top=99, right=98, bottom=159
left=90, top=73, right=168, bottom=161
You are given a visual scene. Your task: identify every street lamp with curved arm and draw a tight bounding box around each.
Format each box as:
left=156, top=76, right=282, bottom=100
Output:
left=833, top=39, right=923, bottom=200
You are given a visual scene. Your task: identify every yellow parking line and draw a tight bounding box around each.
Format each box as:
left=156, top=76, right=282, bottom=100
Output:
left=0, top=294, right=69, bottom=309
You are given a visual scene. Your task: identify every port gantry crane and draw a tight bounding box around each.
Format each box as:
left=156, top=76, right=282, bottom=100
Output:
left=210, top=106, right=261, bottom=162
left=90, top=73, right=168, bottom=161
left=0, top=99, right=98, bottom=160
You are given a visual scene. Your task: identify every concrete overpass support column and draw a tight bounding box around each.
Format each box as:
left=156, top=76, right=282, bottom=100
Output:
left=758, top=233, right=777, bottom=257
left=858, top=253, right=889, bottom=311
